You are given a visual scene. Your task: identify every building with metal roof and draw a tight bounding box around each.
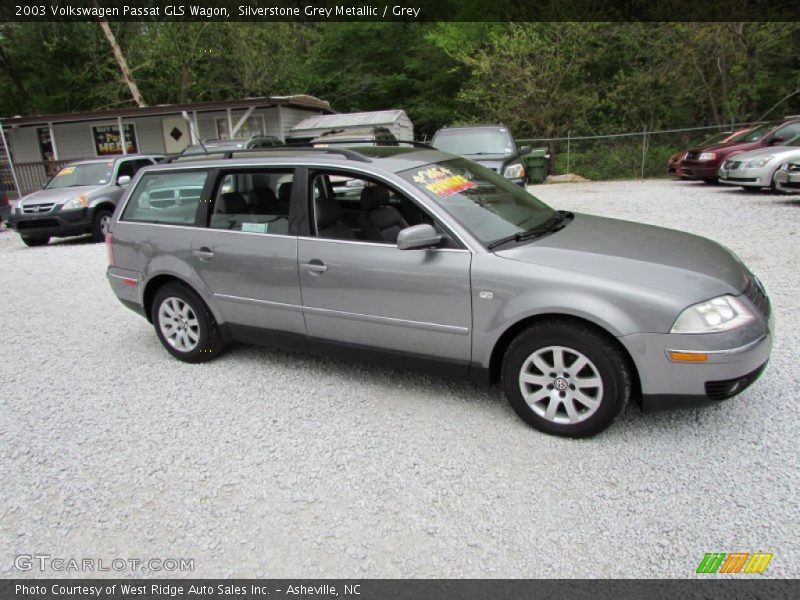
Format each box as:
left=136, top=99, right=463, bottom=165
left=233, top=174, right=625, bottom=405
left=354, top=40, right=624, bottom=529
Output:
left=289, top=110, right=413, bottom=142
left=0, top=95, right=333, bottom=196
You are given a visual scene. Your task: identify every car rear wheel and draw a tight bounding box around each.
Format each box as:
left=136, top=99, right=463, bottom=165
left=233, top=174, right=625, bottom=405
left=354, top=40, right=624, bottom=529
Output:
left=152, top=283, right=225, bottom=363
left=502, top=319, right=631, bottom=437
left=21, top=235, right=50, bottom=247
left=91, top=209, right=113, bottom=242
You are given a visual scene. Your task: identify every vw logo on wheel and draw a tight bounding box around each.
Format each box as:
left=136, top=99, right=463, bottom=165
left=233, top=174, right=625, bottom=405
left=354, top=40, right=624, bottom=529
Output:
left=554, top=378, right=568, bottom=391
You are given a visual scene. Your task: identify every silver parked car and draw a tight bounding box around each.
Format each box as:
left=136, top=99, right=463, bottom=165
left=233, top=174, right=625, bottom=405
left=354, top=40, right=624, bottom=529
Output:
left=106, top=146, right=773, bottom=437
left=8, top=155, right=162, bottom=246
left=718, top=135, right=800, bottom=191
left=774, top=159, right=800, bottom=193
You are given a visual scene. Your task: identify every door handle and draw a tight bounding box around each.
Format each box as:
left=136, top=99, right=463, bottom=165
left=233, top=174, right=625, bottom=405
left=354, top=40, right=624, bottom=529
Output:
left=193, top=247, right=215, bottom=261
left=301, top=259, right=328, bottom=275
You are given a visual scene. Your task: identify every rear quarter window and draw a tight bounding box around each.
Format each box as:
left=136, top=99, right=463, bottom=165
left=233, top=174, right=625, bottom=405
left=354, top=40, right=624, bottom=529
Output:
left=121, top=170, right=207, bottom=225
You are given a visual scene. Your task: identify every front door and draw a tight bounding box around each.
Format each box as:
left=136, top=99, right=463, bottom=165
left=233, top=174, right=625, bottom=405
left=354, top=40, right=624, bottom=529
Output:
left=191, top=168, right=306, bottom=338
left=297, top=169, right=473, bottom=365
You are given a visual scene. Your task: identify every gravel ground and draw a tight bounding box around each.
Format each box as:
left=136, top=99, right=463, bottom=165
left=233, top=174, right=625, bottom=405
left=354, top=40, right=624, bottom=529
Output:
left=0, top=179, right=798, bottom=579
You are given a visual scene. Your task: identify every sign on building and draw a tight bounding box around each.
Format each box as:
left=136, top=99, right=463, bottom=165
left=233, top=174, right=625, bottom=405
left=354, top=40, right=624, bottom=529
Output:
left=92, top=124, right=138, bottom=156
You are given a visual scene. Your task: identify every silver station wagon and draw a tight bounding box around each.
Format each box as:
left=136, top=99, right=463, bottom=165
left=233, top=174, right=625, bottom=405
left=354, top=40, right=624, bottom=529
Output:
left=106, top=145, right=773, bottom=437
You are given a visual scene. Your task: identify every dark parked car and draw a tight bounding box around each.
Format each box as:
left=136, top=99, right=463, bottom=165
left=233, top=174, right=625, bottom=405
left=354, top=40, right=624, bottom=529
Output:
left=180, top=136, right=283, bottom=157
left=311, top=127, right=398, bottom=147
left=0, top=177, right=10, bottom=225
left=678, top=118, right=800, bottom=183
left=431, top=124, right=531, bottom=186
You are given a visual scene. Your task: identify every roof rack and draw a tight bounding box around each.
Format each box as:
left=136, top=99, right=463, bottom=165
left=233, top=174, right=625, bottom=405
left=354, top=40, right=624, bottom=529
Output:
left=163, top=145, right=372, bottom=164
left=162, top=140, right=434, bottom=164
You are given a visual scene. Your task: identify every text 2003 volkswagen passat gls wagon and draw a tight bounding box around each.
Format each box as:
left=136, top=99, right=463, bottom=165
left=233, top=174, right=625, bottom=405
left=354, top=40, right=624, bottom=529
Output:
left=106, top=146, right=773, bottom=437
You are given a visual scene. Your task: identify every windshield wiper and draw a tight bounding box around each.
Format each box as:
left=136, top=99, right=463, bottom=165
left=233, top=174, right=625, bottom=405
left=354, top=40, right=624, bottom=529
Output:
left=487, top=210, right=573, bottom=250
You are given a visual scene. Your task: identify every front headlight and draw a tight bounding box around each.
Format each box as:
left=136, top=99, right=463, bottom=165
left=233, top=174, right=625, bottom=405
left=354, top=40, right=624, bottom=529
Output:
left=62, top=195, right=88, bottom=210
left=671, top=295, right=755, bottom=334
left=698, top=152, right=717, bottom=161
left=503, top=162, right=526, bottom=179
left=745, top=156, right=774, bottom=168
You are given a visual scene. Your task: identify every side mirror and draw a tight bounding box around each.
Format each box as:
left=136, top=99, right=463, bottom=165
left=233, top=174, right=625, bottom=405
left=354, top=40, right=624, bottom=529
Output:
left=397, top=223, right=442, bottom=250
left=519, top=145, right=532, bottom=155
left=117, top=175, right=131, bottom=187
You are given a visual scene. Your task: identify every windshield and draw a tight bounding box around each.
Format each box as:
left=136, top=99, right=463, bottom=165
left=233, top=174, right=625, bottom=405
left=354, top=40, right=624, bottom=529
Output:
left=399, top=158, right=555, bottom=247
left=432, top=129, right=515, bottom=156
left=46, top=163, right=113, bottom=189
left=728, top=125, right=772, bottom=144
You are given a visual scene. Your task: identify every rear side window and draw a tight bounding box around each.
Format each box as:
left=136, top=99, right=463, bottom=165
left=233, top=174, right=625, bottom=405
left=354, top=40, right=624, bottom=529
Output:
left=121, top=170, right=207, bottom=225
left=208, top=169, right=293, bottom=235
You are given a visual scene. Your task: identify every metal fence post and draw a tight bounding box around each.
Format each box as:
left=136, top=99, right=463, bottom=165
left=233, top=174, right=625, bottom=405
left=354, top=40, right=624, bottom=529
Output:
left=641, top=127, right=647, bottom=180
left=567, top=131, right=571, bottom=174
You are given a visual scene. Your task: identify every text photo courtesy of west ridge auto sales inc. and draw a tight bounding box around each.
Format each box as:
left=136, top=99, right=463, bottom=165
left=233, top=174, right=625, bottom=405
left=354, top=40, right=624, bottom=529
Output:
left=0, top=2, right=798, bottom=599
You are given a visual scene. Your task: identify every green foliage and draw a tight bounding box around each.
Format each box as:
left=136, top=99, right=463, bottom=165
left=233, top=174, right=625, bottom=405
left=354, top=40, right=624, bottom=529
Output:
left=1, top=21, right=799, bottom=177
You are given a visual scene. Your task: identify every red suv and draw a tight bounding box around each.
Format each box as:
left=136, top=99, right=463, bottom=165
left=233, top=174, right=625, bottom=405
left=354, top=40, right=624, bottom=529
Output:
left=679, top=118, right=800, bottom=183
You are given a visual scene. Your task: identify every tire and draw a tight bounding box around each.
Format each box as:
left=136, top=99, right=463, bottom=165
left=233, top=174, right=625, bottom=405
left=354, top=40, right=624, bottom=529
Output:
left=770, top=169, right=784, bottom=193
left=21, top=235, right=50, bottom=247
left=702, top=177, right=718, bottom=184
left=152, top=282, right=225, bottom=363
left=91, top=208, right=113, bottom=242
left=501, top=319, right=631, bottom=438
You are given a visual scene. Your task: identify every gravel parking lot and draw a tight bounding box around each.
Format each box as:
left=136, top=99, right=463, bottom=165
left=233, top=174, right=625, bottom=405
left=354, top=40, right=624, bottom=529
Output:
left=1, top=179, right=798, bottom=579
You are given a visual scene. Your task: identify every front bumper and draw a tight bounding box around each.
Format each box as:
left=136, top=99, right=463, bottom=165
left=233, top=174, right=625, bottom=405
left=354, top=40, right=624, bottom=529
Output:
left=677, top=161, right=720, bottom=179
left=7, top=207, right=92, bottom=237
left=621, top=312, right=773, bottom=413
left=774, top=169, right=800, bottom=193
left=718, top=165, right=771, bottom=188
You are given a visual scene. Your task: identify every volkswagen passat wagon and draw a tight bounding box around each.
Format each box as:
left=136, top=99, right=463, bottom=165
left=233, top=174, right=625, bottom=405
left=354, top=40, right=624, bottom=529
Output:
left=106, top=146, right=773, bottom=437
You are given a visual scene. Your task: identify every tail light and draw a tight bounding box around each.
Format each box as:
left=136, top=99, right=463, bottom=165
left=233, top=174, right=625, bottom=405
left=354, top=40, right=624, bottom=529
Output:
left=105, top=233, right=115, bottom=266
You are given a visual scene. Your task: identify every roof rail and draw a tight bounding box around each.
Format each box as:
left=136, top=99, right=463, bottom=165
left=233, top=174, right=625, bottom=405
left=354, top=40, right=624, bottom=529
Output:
left=301, top=139, right=434, bottom=150
left=162, top=145, right=374, bottom=164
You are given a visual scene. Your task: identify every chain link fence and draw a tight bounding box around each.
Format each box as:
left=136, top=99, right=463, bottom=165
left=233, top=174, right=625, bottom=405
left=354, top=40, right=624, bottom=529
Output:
left=517, top=121, right=767, bottom=181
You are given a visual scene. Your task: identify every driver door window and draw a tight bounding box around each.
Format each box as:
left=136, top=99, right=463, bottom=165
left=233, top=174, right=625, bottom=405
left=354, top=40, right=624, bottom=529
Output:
left=309, top=171, right=454, bottom=246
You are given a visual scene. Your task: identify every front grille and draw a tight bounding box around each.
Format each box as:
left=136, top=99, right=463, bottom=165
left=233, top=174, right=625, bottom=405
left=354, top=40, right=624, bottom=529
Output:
left=781, top=181, right=800, bottom=188
left=786, top=163, right=800, bottom=172
left=705, top=363, right=767, bottom=401
left=743, top=276, right=770, bottom=319
left=22, top=203, right=55, bottom=214
left=723, top=160, right=741, bottom=170
left=16, top=218, right=59, bottom=230
left=724, top=176, right=758, bottom=182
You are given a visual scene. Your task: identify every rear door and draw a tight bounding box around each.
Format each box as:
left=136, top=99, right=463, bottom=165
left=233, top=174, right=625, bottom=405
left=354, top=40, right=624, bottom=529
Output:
left=190, top=167, right=306, bottom=339
left=296, top=168, right=473, bottom=367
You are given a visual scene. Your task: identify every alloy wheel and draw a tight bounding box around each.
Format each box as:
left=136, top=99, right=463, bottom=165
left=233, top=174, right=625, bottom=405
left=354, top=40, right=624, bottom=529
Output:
left=158, top=297, right=200, bottom=352
left=518, top=345, right=604, bottom=424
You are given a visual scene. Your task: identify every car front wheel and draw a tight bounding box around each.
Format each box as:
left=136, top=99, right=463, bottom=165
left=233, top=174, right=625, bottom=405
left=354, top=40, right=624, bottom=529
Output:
left=91, top=208, right=113, bottom=242
left=152, top=283, right=225, bottom=363
left=502, top=319, right=631, bottom=437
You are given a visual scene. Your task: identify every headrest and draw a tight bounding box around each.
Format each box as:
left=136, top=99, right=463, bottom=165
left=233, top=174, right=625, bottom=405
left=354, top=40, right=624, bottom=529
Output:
left=360, top=186, right=390, bottom=211
left=250, top=187, right=278, bottom=205
left=278, top=182, right=293, bottom=203
left=315, top=196, right=342, bottom=229
left=218, top=192, right=249, bottom=214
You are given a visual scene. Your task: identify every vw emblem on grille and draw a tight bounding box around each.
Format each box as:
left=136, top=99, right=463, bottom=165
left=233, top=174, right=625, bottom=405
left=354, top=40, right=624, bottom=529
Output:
left=32, top=206, right=41, bottom=212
